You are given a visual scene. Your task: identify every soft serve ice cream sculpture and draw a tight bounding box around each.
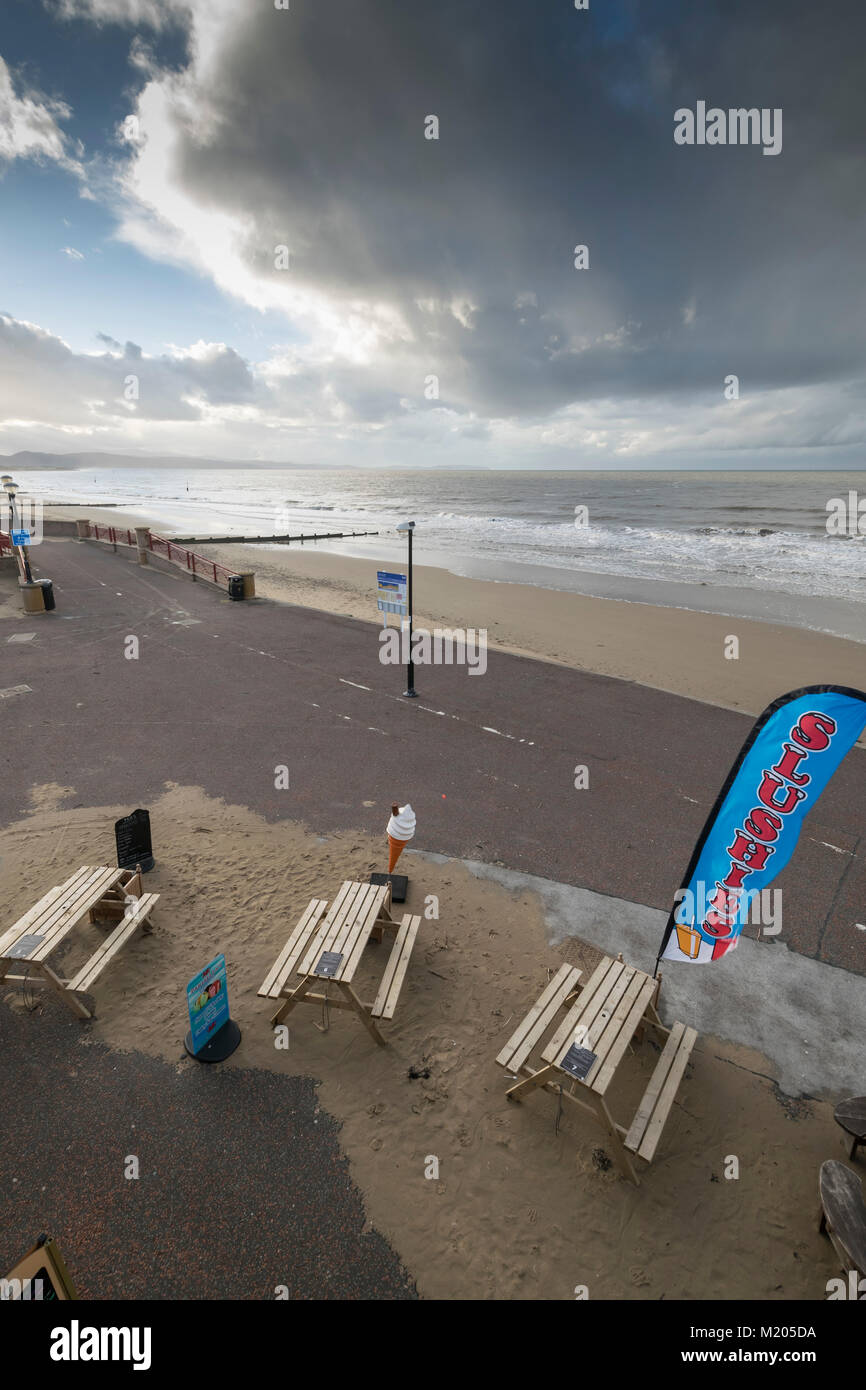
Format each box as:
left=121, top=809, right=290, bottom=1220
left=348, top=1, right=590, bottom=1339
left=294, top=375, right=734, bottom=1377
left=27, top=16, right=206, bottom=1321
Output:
left=386, top=802, right=416, bottom=873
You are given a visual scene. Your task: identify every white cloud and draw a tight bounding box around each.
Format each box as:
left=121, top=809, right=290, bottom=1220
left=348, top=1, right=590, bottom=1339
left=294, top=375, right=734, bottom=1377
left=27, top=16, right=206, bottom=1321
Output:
left=61, top=246, right=85, bottom=260
left=55, top=0, right=193, bottom=28
left=0, top=57, right=82, bottom=174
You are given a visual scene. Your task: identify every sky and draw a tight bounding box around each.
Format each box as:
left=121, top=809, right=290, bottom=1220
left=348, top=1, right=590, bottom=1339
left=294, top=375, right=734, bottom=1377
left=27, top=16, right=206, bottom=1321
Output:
left=0, top=0, right=864, bottom=470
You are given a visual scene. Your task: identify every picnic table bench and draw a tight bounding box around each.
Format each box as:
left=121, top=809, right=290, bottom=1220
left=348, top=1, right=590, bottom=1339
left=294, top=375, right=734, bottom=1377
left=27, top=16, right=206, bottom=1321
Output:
left=0, top=865, right=158, bottom=1018
left=258, top=879, right=421, bottom=1045
left=834, top=1097, right=866, bottom=1162
left=496, top=954, right=696, bottom=1184
left=819, top=1160, right=866, bottom=1279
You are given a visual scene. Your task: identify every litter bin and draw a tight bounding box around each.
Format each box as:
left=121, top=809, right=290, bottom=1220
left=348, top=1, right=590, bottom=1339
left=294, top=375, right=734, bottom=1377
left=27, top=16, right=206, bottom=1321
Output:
left=227, top=575, right=244, bottom=601
left=19, top=581, right=46, bottom=614
left=36, top=578, right=55, bottom=611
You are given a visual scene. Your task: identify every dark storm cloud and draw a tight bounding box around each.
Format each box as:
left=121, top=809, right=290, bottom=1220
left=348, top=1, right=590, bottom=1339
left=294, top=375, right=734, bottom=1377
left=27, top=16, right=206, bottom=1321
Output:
left=160, top=0, right=866, bottom=415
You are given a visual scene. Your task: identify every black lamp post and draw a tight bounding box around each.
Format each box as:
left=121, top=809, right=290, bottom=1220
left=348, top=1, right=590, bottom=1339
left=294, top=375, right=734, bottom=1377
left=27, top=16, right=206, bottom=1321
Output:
left=3, top=477, right=33, bottom=584
left=396, top=520, right=417, bottom=698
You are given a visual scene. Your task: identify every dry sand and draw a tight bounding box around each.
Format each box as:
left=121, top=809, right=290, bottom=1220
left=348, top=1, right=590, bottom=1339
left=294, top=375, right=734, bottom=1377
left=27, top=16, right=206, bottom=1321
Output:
left=1, top=783, right=847, bottom=1300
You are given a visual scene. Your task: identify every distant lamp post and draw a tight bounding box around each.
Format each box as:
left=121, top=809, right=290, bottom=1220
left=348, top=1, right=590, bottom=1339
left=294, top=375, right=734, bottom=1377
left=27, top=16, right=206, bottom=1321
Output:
left=2, top=476, right=33, bottom=583
left=396, top=521, right=417, bottom=698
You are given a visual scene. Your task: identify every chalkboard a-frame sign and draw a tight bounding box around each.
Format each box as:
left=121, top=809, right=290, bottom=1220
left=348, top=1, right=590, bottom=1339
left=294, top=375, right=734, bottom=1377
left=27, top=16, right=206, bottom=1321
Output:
left=114, top=808, right=154, bottom=873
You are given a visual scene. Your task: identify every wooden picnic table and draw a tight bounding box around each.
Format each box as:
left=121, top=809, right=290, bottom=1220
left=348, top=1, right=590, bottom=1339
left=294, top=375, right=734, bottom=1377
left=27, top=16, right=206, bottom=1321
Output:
left=496, top=954, right=696, bottom=1184
left=258, top=879, right=421, bottom=1045
left=0, top=865, right=158, bottom=1019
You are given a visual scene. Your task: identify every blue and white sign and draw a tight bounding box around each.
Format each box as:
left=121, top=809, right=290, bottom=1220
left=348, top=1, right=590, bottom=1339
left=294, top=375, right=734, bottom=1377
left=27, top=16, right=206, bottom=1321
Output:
left=186, top=953, right=230, bottom=1053
left=11, top=530, right=30, bottom=547
left=377, top=570, right=407, bottom=616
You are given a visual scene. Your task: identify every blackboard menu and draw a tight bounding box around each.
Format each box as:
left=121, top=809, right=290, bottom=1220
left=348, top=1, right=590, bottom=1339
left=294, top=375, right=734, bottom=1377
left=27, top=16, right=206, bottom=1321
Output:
left=114, top=808, right=154, bottom=872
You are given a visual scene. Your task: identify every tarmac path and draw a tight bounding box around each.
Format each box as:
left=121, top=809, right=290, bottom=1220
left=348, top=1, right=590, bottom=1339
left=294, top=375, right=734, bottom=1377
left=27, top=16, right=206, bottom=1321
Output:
left=3, top=536, right=863, bottom=971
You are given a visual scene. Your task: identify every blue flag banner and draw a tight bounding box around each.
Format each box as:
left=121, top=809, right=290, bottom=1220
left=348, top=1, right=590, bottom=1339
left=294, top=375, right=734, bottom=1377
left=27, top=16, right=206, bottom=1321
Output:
left=658, top=686, right=866, bottom=966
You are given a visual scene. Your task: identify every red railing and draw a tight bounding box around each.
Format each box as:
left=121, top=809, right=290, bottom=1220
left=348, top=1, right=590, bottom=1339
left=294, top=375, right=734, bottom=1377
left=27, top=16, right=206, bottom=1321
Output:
left=86, top=523, right=240, bottom=592
left=0, top=531, right=12, bottom=557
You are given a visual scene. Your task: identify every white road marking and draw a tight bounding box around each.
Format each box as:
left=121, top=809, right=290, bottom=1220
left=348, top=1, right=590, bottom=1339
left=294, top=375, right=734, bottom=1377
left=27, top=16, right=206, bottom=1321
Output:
left=340, top=678, right=371, bottom=691
left=0, top=685, right=32, bottom=699
left=481, top=726, right=534, bottom=745
left=816, top=840, right=851, bottom=855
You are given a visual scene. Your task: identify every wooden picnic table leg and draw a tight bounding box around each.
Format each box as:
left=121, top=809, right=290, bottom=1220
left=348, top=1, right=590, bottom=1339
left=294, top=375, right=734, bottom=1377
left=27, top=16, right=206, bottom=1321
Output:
left=506, top=1064, right=559, bottom=1103
left=38, top=963, right=93, bottom=1020
left=640, top=997, right=670, bottom=1043
left=337, top=981, right=386, bottom=1046
left=590, top=1092, right=639, bottom=1185
left=272, top=973, right=314, bottom=1028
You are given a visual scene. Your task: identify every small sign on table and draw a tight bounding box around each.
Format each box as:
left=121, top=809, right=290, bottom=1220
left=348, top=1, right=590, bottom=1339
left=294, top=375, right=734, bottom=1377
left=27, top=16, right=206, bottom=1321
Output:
left=115, top=808, right=154, bottom=873
left=7, top=934, right=44, bottom=960
left=315, top=951, right=343, bottom=977
left=560, top=1044, right=598, bottom=1081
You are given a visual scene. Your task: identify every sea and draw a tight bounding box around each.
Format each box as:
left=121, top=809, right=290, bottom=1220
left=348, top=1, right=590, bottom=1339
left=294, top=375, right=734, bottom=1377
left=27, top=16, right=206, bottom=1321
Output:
left=19, top=467, right=866, bottom=642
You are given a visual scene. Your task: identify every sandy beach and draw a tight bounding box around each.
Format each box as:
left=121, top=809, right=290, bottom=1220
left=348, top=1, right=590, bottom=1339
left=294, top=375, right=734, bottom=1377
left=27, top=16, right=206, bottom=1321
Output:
left=0, top=782, right=847, bottom=1300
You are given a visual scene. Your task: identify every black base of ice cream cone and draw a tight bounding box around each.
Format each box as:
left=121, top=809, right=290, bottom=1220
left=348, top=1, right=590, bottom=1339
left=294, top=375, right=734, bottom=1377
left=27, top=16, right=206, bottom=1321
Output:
left=370, top=872, right=408, bottom=903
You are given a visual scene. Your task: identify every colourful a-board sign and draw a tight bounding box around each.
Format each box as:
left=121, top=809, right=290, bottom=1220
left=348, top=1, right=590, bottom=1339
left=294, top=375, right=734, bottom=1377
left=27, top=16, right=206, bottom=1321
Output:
left=2, top=1237, right=76, bottom=1300
left=11, top=530, right=30, bottom=547
left=376, top=570, right=407, bottom=616
left=186, top=954, right=230, bottom=1054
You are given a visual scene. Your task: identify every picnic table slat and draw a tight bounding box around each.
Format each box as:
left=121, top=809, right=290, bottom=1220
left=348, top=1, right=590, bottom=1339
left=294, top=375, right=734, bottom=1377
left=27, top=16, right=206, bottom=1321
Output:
left=0, top=866, right=99, bottom=956
left=574, top=963, right=639, bottom=1063
left=632, top=1025, right=696, bottom=1160
left=496, top=964, right=581, bottom=1071
left=337, top=884, right=390, bottom=980
left=819, top=1160, right=866, bottom=1278
left=66, top=893, right=159, bottom=994
left=589, top=975, right=658, bottom=1093
left=30, top=868, right=126, bottom=962
left=0, top=885, right=68, bottom=958
left=330, top=881, right=379, bottom=961
left=2, top=867, right=124, bottom=964
left=371, top=914, right=420, bottom=1019
left=300, top=878, right=366, bottom=978
left=625, top=1021, right=685, bottom=1154
left=297, top=880, right=362, bottom=976
left=258, top=899, right=329, bottom=998
left=541, top=956, right=625, bottom=1065
left=296, top=884, right=354, bottom=973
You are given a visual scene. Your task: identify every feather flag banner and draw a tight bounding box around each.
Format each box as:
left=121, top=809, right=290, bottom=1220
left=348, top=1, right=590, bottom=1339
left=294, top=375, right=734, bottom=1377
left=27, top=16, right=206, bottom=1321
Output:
left=657, top=686, right=866, bottom=967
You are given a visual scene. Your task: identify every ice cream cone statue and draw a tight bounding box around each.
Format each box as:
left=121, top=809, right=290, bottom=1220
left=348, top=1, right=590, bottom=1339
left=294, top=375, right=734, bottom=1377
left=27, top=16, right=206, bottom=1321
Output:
left=386, top=802, right=416, bottom=872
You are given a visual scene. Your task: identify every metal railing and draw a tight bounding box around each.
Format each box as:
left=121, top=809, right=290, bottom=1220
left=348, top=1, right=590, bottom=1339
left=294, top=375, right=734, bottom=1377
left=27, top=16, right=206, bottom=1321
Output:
left=85, top=523, right=240, bottom=593
left=0, top=531, right=12, bottom=557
